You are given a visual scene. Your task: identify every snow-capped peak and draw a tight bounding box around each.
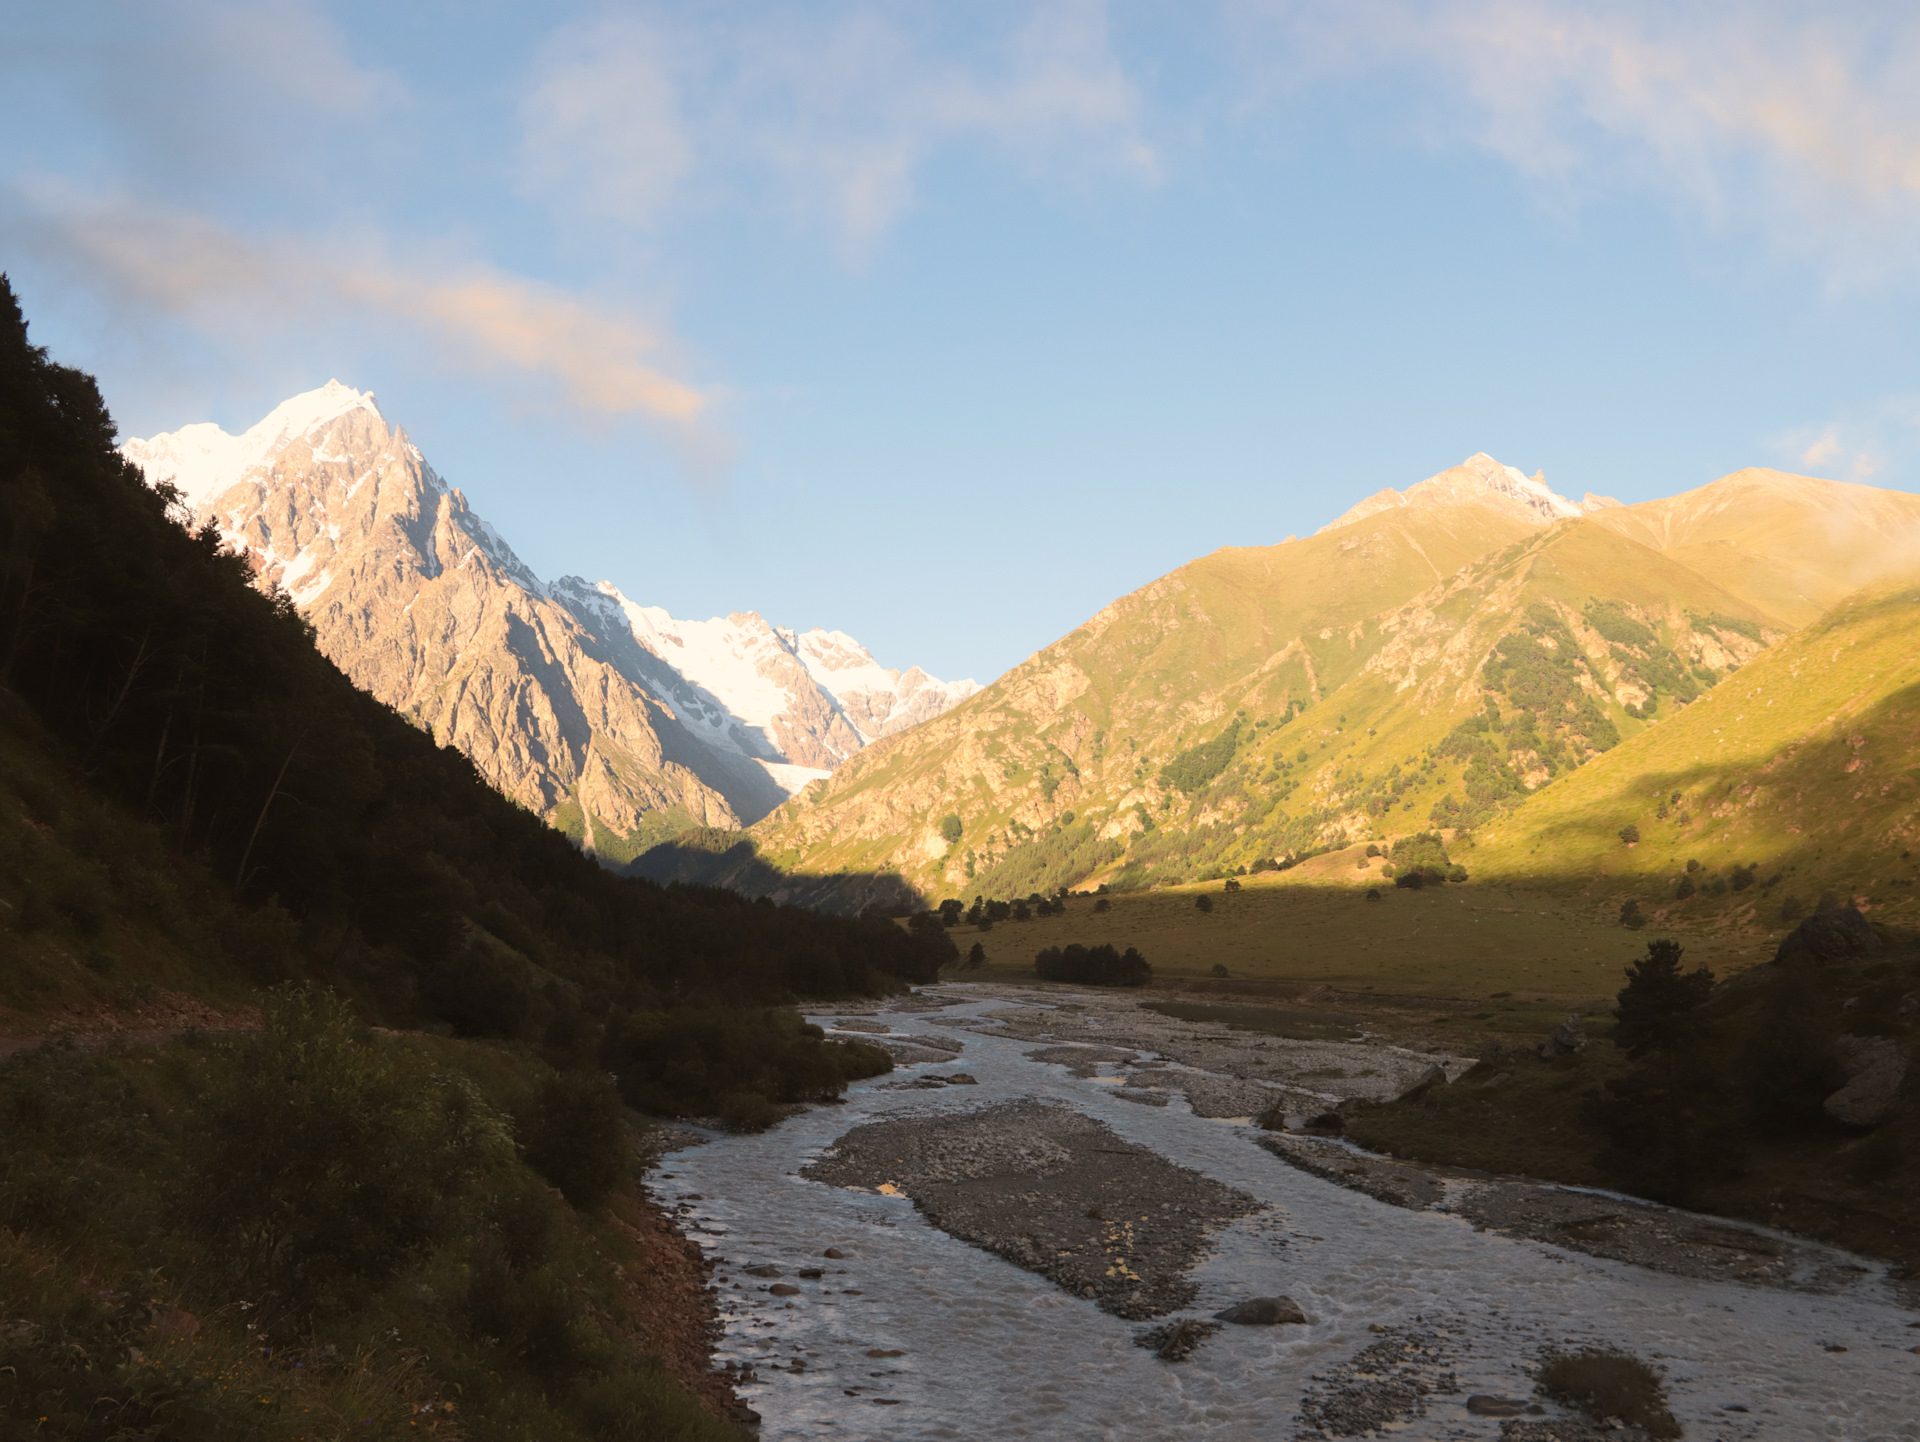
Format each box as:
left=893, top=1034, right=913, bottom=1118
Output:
left=1318, top=452, right=1585, bottom=534
left=123, top=380, right=383, bottom=513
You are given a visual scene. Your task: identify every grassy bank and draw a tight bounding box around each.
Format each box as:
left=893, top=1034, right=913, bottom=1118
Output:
left=1, top=989, right=742, bottom=1440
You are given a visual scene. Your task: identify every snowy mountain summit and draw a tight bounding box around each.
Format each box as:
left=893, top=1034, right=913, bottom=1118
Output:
left=123, top=385, right=976, bottom=844
left=1319, top=452, right=1621, bottom=534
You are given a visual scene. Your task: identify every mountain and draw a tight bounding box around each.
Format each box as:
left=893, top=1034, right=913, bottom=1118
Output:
left=1472, top=566, right=1920, bottom=926
left=122, top=383, right=974, bottom=854
left=677, top=455, right=1920, bottom=908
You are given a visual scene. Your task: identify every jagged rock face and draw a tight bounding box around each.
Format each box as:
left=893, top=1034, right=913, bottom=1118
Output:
left=122, top=383, right=974, bottom=842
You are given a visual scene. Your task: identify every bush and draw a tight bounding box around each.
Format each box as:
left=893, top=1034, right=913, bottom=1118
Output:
left=1674, top=875, right=1695, bottom=900
left=1210, top=964, right=1229, bottom=978
left=1537, top=1350, right=1679, bottom=1438
left=1618, top=824, right=1640, bottom=844
left=520, top=1070, right=631, bottom=1209
left=1093, top=897, right=1111, bottom=913
left=176, top=986, right=513, bottom=1317
left=600, top=1007, right=892, bottom=1119
left=1034, top=943, right=1151, bottom=987
left=1780, top=895, right=1806, bottom=922
left=1618, top=899, right=1644, bottom=929
left=939, top=814, right=963, bottom=844
left=1194, top=894, right=1213, bottom=914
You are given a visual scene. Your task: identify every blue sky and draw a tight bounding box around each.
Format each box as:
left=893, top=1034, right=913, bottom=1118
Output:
left=5, top=1, right=1920, bottom=683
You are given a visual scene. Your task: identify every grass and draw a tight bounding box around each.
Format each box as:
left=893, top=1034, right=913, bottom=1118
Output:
left=1538, top=1350, right=1680, bottom=1439
left=947, top=873, right=1765, bottom=1012
left=1341, top=943, right=1920, bottom=1274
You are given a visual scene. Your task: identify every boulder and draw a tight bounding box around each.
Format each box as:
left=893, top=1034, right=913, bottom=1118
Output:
left=768, top=1283, right=801, bottom=1296
left=1774, top=907, right=1883, bottom=965
left=1823, top=1035, right=1907, bottom=1128
left=1537, top=1015, right=1587, bottom=1059
left=1213, top=1296, right=1307, bottom=1325
left=1396, top=1064, right=1447, bottom=1100
left=1465, top=1395, right=1528, bottom=1417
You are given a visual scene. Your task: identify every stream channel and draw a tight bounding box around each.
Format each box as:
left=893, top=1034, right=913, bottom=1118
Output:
left=656, top=985, right=1920, bottom=1440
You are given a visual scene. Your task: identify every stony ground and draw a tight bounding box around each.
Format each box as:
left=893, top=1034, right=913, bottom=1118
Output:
left=1258, top=1133, right=1855, bottom=1290
left=939, top=982, right=1471, bottom=1125
left=801, top=1098, right=1262, bottom=1319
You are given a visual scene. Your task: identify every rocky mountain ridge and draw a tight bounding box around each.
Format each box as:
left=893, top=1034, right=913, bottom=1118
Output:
left=122, top=382, right=975, bottom=853
left=679, top=453, right=1920, bottom=908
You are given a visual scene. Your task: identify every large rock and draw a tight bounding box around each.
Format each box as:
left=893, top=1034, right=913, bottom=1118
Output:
left=1823, top=1035, right=1907, bottom=1128
left=1774, top=907, right=1884, bottom=965
left=1537, top=1014, right=1587, bottom=1059
left=1213, top=1296, right=1307, bottom=1325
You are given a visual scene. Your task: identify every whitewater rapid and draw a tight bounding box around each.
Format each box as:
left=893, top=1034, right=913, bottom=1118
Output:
left=658, top=990, right=1920, bottom=1441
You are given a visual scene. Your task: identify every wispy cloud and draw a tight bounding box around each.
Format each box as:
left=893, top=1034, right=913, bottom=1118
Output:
left=1771, top=396, right=1920, bottom=485
left=1232, top=0, right=1920, bottom=278
left=6, top=183, right=711, bottom=432
left=517, top=0, right=1158, bottom=249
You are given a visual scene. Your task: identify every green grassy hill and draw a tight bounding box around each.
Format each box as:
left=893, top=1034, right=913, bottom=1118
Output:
left=1475, top=569, right=1920, bottom=928
left=669, top=464, right=1920, bottom=909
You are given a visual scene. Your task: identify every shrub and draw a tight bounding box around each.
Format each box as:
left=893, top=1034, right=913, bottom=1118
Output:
left=939, top=814, right=963, bottom=845
left=1365, top=888, right=1380, bottom=902
left=1537, top=1350, right=1679, bottom=1438
left=176, top=986, right=514, bottom=1317
left=1618, top=824, right=1640, bottom=845
left=1618, top=899, right=1645, bottom=929
left=1194, top=894, right=1213, bottom=914
left=1674, top=875, right=1695, bottom=900
left=520, top=1070, right=630, bottom=1209
left=1780, top=895, right=1806, bottom=922
left=1093, top=897, right=1111, bottom=913
left=1210, top=964, right=1229, bottom=978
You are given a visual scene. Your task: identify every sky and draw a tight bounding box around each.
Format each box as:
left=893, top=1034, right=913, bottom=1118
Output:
left=5, top=1, right=1920, bottom=685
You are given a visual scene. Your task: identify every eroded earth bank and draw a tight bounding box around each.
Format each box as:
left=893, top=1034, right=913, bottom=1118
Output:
left=659, top=983, right=1920, bottom=1441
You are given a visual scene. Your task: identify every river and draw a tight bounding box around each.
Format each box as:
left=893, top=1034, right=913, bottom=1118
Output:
left=657, top=987, right=1919, bottom=1440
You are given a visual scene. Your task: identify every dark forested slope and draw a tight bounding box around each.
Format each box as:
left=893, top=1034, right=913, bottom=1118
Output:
left=0, top=273, right=948, bottom=1110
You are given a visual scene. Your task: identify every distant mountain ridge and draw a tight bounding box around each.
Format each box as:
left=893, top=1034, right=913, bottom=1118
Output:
left=122, top=382, right=975, bottom=852
left=666, top=452, right=1920, bottom=909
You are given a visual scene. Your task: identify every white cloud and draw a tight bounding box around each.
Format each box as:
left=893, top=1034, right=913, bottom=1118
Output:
left=518, top=16, right=692, bottom=228
left=517, top=0, right=1158, bottom=249
left=6, top=183, right=711, bottom=432
left=1771, top=396, right=1920, bottom=485
left=1231, top=0, right=1920, bottom=279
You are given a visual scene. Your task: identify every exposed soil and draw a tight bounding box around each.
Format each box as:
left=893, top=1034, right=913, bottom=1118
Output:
left=614, top=1176, right=757, bottom=1429
left=802, top=1098, right=1261, bottom=1319
left=0, top=988, right=262, bottom=1059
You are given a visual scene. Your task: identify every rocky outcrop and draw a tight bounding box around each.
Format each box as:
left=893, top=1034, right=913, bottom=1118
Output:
left=1537, top=1015, right=1587, bottom=1059
left=1824, top=1035, right=1907, bottom=1128
left=1774, top=908, right=1884, bottom=965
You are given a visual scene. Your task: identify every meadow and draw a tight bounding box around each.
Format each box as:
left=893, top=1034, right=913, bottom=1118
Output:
left=951, top=852, right=1773, bottom=1017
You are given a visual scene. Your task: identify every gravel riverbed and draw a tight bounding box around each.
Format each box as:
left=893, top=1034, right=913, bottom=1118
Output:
left=657, top=983, right=1920, bottom=1441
